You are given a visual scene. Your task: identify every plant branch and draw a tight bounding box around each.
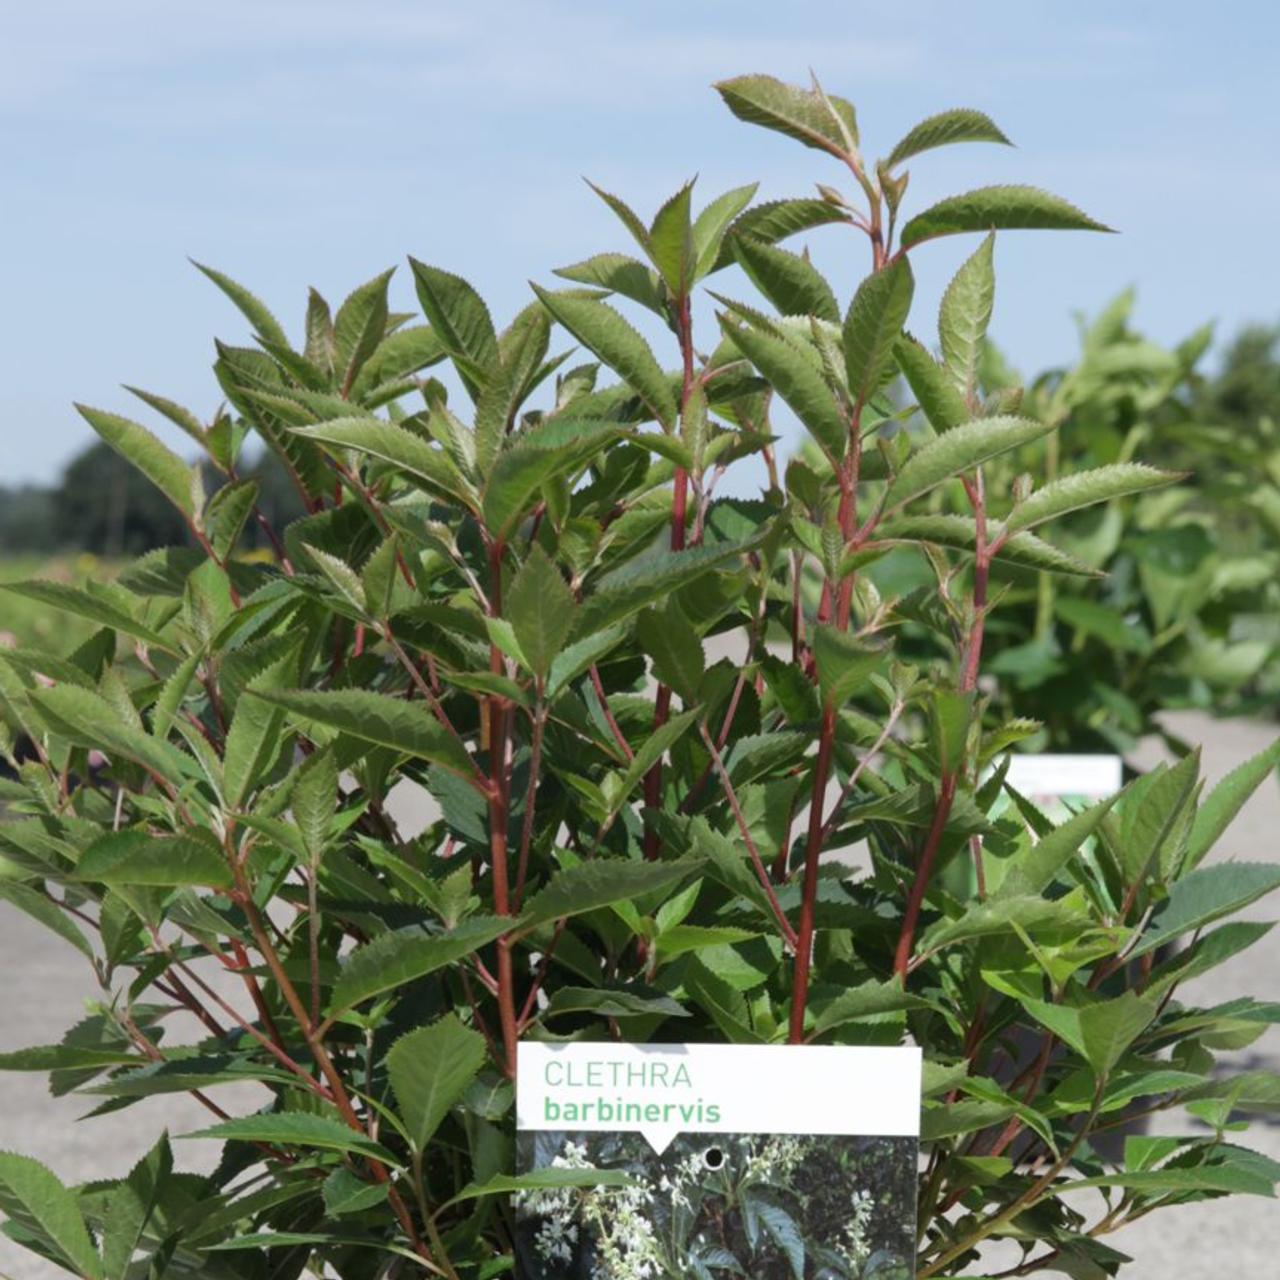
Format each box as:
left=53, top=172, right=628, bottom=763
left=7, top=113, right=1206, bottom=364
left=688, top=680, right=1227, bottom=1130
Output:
left=699, top=721, right=798, bottom=949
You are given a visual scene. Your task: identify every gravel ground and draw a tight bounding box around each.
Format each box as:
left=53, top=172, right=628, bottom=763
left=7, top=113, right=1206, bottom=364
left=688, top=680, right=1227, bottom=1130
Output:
left=0, top=710, right=1275, bottom=1279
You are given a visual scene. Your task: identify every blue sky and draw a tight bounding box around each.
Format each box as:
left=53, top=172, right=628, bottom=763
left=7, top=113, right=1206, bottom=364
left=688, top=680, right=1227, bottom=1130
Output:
left=3, top=0, right=1278, bottom=484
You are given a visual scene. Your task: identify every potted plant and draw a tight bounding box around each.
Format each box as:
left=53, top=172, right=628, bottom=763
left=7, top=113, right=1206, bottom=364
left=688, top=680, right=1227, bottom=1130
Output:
left=0, top=74, right=1276, bottom=1279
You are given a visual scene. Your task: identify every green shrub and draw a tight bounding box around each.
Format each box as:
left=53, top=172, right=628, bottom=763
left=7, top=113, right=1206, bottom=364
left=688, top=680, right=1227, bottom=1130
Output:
left=910, top=293, right=1280, bottom=751
left=0, top=74, right=1277, bottom=1280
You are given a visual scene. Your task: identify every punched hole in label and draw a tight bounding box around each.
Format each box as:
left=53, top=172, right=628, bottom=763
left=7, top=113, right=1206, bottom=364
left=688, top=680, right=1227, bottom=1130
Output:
left=701, top=1146, right=726, bottom=1171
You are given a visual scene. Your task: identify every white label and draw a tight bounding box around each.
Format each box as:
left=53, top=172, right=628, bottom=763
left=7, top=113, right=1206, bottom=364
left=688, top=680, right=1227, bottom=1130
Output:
left=1002, top=753, right=1122, bottom=800
left=517, top=1042, right=921, bottom=1153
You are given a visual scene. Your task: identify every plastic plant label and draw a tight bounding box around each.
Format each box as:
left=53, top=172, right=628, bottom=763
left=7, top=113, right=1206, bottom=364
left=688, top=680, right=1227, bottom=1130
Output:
left=515, top=1042, right=921, bottom=1278
left=1002, top=753, right=1122, bottom=806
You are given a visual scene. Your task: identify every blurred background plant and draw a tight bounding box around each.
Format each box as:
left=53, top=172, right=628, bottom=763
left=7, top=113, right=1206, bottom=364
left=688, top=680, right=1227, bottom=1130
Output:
left=862, top=295, right=1280, bottom=755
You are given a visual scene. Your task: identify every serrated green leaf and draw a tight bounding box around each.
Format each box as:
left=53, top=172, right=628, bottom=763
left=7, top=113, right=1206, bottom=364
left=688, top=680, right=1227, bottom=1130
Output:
left=575, top=539, right=761, bottom=639
left=331, top=915, right=512, bottom=1012
left=732, top=236, right=838, bottom=323
left=2, top=579, right=171, bottom=654
left=877, top=513, right=1099, bottom=576
left=1133, top=862, right=1280, bottom=958
left=0, top=1151, right=103, bottom=1279
left=292, top=417, right=475, bottom=507
left=813, top=978, right=934, bottom=1036
left=350, top=325, right=447, bottom=400
left=886, top=108, right=1011, bottom=168
left=250, top=688, right=476, bottom=784
left=998, top=792, right=1120, bottom=897
left=474, top=306, right=554, bottom=473
left=302, top=542, right=367, bottom=613
left=522, top=857, right=702, bottom=929
left=922, top=1099, right=1017, bottom=1141
left=812, top=626, right=883, bottom=707
left=0, top=882, right=95, bottom=960
left=635, top=605, right=703, bottom=702
left=322, top=1167, right=388, bottom=1217
left=725, top=321, right=846, bottom=457
left=542, top=986, right=690, bottom=1020
left=482, top=421, right=614, bottom=541
left=1023, top=991, right=1157, bottom=1077
left=205, top=477, right=258, bottom=559
left=0, top=1045, right=139, bottom=1072
left=292, top=747, right=337, bottom=864
left=334, top=268, right=394, bottom=391
left=1187, top=738, right=1280, bottom=871
left=715, top=74, right=857, bottom=158
left=409, top=260, right=498, bottom=396
left=77, top=829, right=232, bottom=889
left=507, top=547, right=576, bottom=680
left=195, top=261, right=289, bottom=348
left=1118, top=751, right=1201, bottom=885
left=387, top=1014, right=486, bottom=1152
left=75, top=405, right=197, bottom=517
left=554, top=253, right=665, bottom=316
left=895, top=335, right=969, bottom=432
left=922, top=895, right=1084, bottom=951
left=124, top=386, right=206, bottom=446
left=28, top=684, right=193, bottom=785
left=712, top=199, right=848, bottom=273
left=612, top=710, right=700, bottom=812
left=222, top=645, right=296, bottom=810
left=1005, top=463, right=1179, bottom=534
left=585, top=181, right=653, bottom=257
left=649, top=182, right=695, bottom=295
left=938, top=233, right=995, bottom=403
left=901, top=184, right=1113, bottom=249
left=184, top=1113, right=397, bottom=1163
left=692, top=182, right=758, bottom=279
left=532, top=288, right=677, bottom=429
left=101, top=1134, right=171, bottom=1280
left=844, top=257, right=914, bottom=407
left=884, top=415, right=1056, bottom=510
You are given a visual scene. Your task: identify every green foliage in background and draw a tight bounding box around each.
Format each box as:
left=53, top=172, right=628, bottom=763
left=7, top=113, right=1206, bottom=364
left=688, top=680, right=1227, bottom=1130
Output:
left=876, top=292, right=1280, bottom=753
left=0, top=74, right=1278, bottom=1280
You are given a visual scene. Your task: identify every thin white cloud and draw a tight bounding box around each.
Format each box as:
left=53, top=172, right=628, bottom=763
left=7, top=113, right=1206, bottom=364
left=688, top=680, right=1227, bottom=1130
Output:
left=1, top=1, right=918, bottom=114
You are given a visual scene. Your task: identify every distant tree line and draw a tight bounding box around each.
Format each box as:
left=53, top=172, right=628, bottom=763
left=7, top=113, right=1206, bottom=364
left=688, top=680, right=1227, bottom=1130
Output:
left=0, top=442, right=308, bottom=556
left=2, top=321, right=1277, bottom=558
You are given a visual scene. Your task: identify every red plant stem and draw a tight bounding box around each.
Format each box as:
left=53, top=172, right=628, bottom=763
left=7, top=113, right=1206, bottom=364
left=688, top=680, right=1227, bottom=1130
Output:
left=227, top=938, right=287, bottom=1050
left=642, top=292, right=696, bottom=862
left=789, top=701, right=837, bottom=1043
left=120, top=1013, right=234, bottom=1125
left=383, top=625, right=483, bottom=790
left=834, top=460, right=857, bottom=627
left=893, top=471, right=989, bottom=981
left=987, top=1032, right=1054, bottom=1159
left=961, top=472, right=990, bottom=693
left=190, top=524, right=242, bottom=608
left=817, top=701, right=904, bottom=845
left=589, top=664, right=634, bottom=762
left=485, top=537, right=521, bottom=1079
left=513, top=703, right=546, bottom=911
left=699, top=723, right=798, bottom=949
left=231, top=860, right=435, bottom=1266
left=789, top=431, right=867, bottom=1038
left=174, top=948, right=331, bottom=1098
left=790, top=551, right=805, bottom=664
left=894, top=771, right=957, bottom=981
left=680, top=668, right=747, bottom=814
left=460, top=967, right=503, bottom=1062
left=157, top=969, right=227, bottom=1038
left=518, top=919, right=567, bottom=1030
